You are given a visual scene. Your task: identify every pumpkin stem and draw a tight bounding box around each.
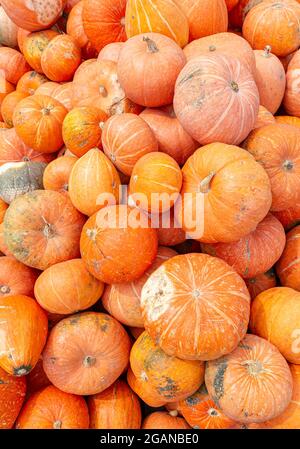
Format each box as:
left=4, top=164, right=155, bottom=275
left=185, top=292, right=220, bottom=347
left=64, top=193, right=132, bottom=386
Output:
left=120, top=16, right=125, bottom=26
left=99, top=121, right=105, bottom=130
left=43, top=222, right=55, bottom=239
left=169, top=410, right=178, bottom=417
left=143, top=36, right=159, bottom=53
left=0, top=285, right=10, bottom=294
left=230, top=81, right=239, bottom=93
left=86, top=228, right=97, bottom=241
left=241, top=360, right=263, bottom=376
left=208, top=408, right=219, bottom=417
left=99, top=85, right=108, bottom=97
left=283, top=160, right=294, bottom=171
left=53, top=420, right=62, bottom=429
left=264, top=45, right=272, bottom=57
left=42, top=107, right=51, bottom=116
left=13, top=365, right=31, bottom=376
left=83, top=355, right=96, bottom=367
left=62, top=183, right=69, bottom=192
left=209, top=45, right=217, bottom=52
left=199, top=172, right=215, bottom=194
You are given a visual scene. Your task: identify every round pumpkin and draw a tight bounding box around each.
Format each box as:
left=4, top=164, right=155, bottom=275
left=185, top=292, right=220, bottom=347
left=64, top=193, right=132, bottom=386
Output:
left=205, top=334, right=293, bottom=423
left=242, top=0, right=300, bottom=57
left=253, top=105, right=275, bottom=130
left=284, top=50, right=300, bottom=117
left=141, top=253, right=250, bottom=361
left=174, top=53, right=259, bottom=145
left=80, top=204, right=158, bottom=284
left=0, top=47, right=30, bottom=84
left=26, top=356, right=51, bottom=396
left=0, top=6, right=18, bottom=48
left=98, top=42, right=124, bottom=63
left=0, top=294, right=48, bottom=376
left=43, top=312, right=131, bottom=395
left=88, top=380, right=142, bottom=429
left=142, top=411, right=190, bottom=429
left=15, top=385, right=89, bottom=429
left=0, top=198, right=8, bottom=224
left=244, top=124, right=300, bottom=212
left=117, top=33, right=186, bottom=108
left=43, top=156, right=76, bottom=193
left=66, top=1, right=95, bottom=55
left=276, top=225, right=300, bottom=291
left=127, top=367, right=166, bottom=408
left=13, top=94, right=68, bottom=153
left=245, top=269, right=277, bottom=300
left=16, top=71, right=48, bottom=96
left=3, top=190, right=85, bottom=270
left=0, top=366, right=26, bottom=429
left=1, top=90, right=29, bottom=128
left=273, top=202, right=300, bottom=231
left=22, top=29, right=59, bottom=73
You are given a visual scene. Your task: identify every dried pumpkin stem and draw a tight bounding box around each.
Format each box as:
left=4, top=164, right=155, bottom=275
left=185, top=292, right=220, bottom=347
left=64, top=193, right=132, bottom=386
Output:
left=0, top=285, right=10, bottom=294
left=99, top=85, right=108, bottom=97
left=264, top=45, right=272, bottom=57
left=230, top=81, right=239, bottom=92
left=283, top=160, right=294, bottom=171
left=53, top=420, right=62, bottom=429
left=83, top=355, right=96, bottom=367
left=143, top=36, right=159, bottom=53
left=199, top=172, right=215, bottom=193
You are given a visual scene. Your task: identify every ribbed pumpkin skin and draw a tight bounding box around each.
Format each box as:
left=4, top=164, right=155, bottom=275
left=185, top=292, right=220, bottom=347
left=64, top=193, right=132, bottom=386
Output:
left=0, top=295, right=48, bottom=376
left=142, top=412, right=190, bottom=429
left=80, top=205, right=158, bottom=284
left=242, top=0, right=300, bottom=57
left=22, top=30, right=59, bottom=73
left=1, top=91, right=29, bottom=128
left=275, top=115, right=300, bottom=129
left=43, top=156, right=76, bottom=193
left=3, top=190, right=85, bottom=271
left=125, top=0, right=189, bottom=48
left=127, top=367, right=166, bottom=408
left=253, top=106, right=275, bottom=130
left=15, top=385, right=89, bottom=429
left=66, top=1, right=95, bottom=56
left=0, top=48, right=30, bottom=84
left=88, top=380, right=142, bottom=429
left=284, top=51, right=300, bottom=117
left=245, top=269, right=277, bottom=300
left=174, top=54, right=259, bottom=145
left=43, top=312, right=131, bottom=395
left=201, top=214, right=286, bottom=279
left=274, top=202, right=300, bottom=231
left=0, top=223, right=13, bottom=256
left=102, top=247, right=177, bottom=328
left=141, top=253, right=250, bottom=361
left=16, top=71, right=48, bottom=96
left=250, top=287, right=300, bottom=364
left=205, top=334, right=293, bottom=424
left=0, top=256, right=38, bottom=297
left=276, top=226, right=300, bottom=291
left=244, top=124, right=300, bottom=212
left=130, top=332, right=205, bottom=402
left=0, top=366, right=26, bottom=429
left=183, top=32, right=256, bottom=77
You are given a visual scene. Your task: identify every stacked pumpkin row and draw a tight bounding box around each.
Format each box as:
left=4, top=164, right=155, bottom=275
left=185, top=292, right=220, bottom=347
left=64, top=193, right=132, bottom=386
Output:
left=1, top=0, right=300, bottom=430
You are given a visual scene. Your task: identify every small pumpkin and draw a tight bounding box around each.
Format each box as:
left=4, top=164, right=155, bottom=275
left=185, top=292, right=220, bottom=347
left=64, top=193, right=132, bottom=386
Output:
left=245, top=269, right=277, bottom=300
left=127, top=367, right=166, bottom=408
left=22, top=29, right=59, bottom=73
left=276, top=225, right=300, bottom=291
left=253, top=105, right=275, bottom=130
left=43, top=156, right=76, bottom=193
left=1, top=91, right=29, bottom=128
left=284, top=50, right=300, bottom=117
left=0, top=47, right=30, bottom=84
left=0, top=256, right=38, bottom=298
left=16, top=71, right=48, bottom=96
left=142, top=411, right=190, bottom=429
left=0, top=6, right=18, bottom=48
left=0, top=366, right=26, bottom=429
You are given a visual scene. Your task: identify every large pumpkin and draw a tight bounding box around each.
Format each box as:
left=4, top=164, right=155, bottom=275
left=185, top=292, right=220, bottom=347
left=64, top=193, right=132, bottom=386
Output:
left=43, top=312, right=131, bottom=395
left=173, top=54, right=259, bottom=145
left=0, top=6, right=18, bottom=48
left=1, top=91, right=29, bottom=128
left=142, top=411, right=190, bottom=429
left=284, top=50, right=300, bottom=117
left=244, top=124, right=300, bottom=212
left=245, top=269, right=277, bottom=300
left=3, top=190, right=85, bottom=270
left=205, top=334, right=293, bottom=423
left=16, top=71, right=48, bottom=96
left=0, top=366, right=26, bottom=429
left=141, top=253, right=250, bottom=361
left=273, top=202, right=300, bottom=231
left=125, top=0, right=189, bottom=48
left=15, top=385, right=89, bottom=429
left=43, top=156, right=77, bottom=193
left=276, top=225, right=300, bottom=291
left=80, top=205, right=158, bottom=284
left=0, top=295, right=48, bottom=376
left=253, top=105, right=275, bottom=130
left=0, top=256, right=38, bottom=297
left=88, top=380, right=142, bottom=429
left=130, top=332, right=205, bottom=402
left=22, top=29, right=59, bottom=73
left=118, top=33, right=186, bottom=108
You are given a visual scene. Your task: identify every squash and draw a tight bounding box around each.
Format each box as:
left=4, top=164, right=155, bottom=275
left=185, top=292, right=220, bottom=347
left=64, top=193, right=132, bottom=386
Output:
left=157, top=209, right=186, bottom=247
left=242, top=0, right=300, bottom=57
left=26, top=356, right=51, bottom=396
left=1, top=91, right=29, bottom=128
left=22, top=30, right=59, bottom=73
left=35, top=258, right=104, bottom=315
left=0, top=256, right=37, bottom=298
left=15, top=385, right=89, bottom=429
left=140, top=106, right=197, bottom=166
left=245, top=269, right=277, bottom=300
left=205, top=334, right=293, bottom=423
left=201, top=214, right=286, bottom=279
left=43, top=312, right=131, bottom=395
left=142, top=411, right=190, bottom=429
left=3, top=190, right=85, bottom=270
left=117, top=33, right=186, bottom=108
left=253, top=105, right=275, bottom=130
left=0, top=6, right=18, bottom=48
left=173, top=54, right=259, bottom=145
left=0, top=161, right=46, bottom=204
left=250, top=287, right=300, bottom=364
left=0, top=294, right=48, bottom=376
left=284, top=50, right=300, bottom=117
left=244, top=124, right=300, bottom=212
left=16, top=71, right=48, bottom=96
left=0, top=47, right=30, bottom=84
left=125, top=0, right=189, bottom=48
left=276, top=225, right=300, bottom=291
left=68, top=148, right=121, bottom=216
left=141, top=253, right=250, bottom=361
left=88, top=380, right=142, bottom=429
left=130, top=331, right=205, bottom=402
left=129, top=152, right=182, bottom=214
left=80, top=204, right=158, bottom=284
left=127, top=367, right=166, bottom=408
left=43, top=156, right=76, bottom=193
left=273, top=202, right=300, bottom=231
left=102, top=247, right=177, bottom=328
left=66, top=1, right=96, bottom=57
left=47, top=82, right=73, bottom=112
left=177, top=143, right=272, bottom=243
left=13, top=94, right=68, bottom=153
left=98, top=42, right=124, bottom=63
left=0, top=199, right=8, bottom=224
left=62, top=107, right=108, bottom=158
left=0, top=366, right=26, bottom=429
left=102, top=113, right=158, bottom=176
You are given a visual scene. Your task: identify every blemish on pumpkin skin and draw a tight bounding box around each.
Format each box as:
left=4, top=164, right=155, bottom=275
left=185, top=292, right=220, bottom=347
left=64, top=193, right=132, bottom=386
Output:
left=185, top=394, right=200, bottom=406
left=157, top=376, right=179, bottom=400
left=212, top=359, right=227, bottom=406
left=0, top=379, right=8, bottom=385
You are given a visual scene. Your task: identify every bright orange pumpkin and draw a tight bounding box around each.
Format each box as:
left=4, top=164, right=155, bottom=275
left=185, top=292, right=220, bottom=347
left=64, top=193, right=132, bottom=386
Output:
left=66, top=1, right=96, bottom=57
left=253, top=105, right=275, bottom=130
left=276, top=225, right=300, bottom=291
left=43, top=156, right=76, bottom=193
left=0, top=90, right=29, bottom=128
left=0, top=366, right=26, bottom=429
left=284, top=50, right=300, bottom=117
left=0, top=256, right=38, bottom=297
left=16, top=71, right=48, bottom=96
left=142, top=411, right=190, bottom=429
left=22, top=29, right=59, bottom=73
left=245, top=269, right=277, bottom=300
left=0, top=47, right=30, bottom=84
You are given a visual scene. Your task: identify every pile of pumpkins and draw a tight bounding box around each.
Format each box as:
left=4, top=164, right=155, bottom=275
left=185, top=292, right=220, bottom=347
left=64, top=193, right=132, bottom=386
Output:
left=1, top=0, right=300, bottom=430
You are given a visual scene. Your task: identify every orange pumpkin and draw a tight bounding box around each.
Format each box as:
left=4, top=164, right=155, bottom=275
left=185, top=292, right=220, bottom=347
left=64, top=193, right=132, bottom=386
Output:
left=80, top=205, right=158, bottom=284
left=34, top=80, right=60, bottom=97
left=201, top=214, right=286, bottom=279
left=88, top=380, right=142, bottom=429
left=125, top=0, right=189, bottom=48
left=0, top=47, right=30, bottom=84
left=15, top=385, right=89, bottom=429
left=253, top=105, right=275, bottom=130
left=98, top=42, right=124, bottom=63
left=244, top=124, right=300, bottom=212
left=0, top=256, right=38, bottom=297
left=141, top=253, right=250, bottom=361
left=284, top=50, right=300, bottom=117
left=0, top=6, right=18, bottom=48
left=118, top=33, right=186, bottom=108
left=0, top=295, right=48, bottom=376
left=0, top=91, right=29, bottom=128
left=177, top=143, right=272, bottom=243
left=3, top=190, right=85, bottom=270
left=43, top=156, right=76, bottom=193
left=16, top=71, right=48, bottom=96
left=276, top=225, right=300, bottom=291
left=250, top=287, right=300, bottom=364
left=62, top=106, right=108, bottom=157
left=156, top=209, right=186, bottom=247
left=275, top=115, right=300, bottom=128
left=174, top=54, right=259, bottom=145
left=22, top=29, right=59, bottom=73
left=13, top=94, right=68, bottom=153
left=243, top=0, right=300, bottom=57
left=43, top=312, right=131, bottom=395
left=102, top=247, right=177, bottom=328
left=273, top=202, right=300, bottom=231
left=68, top=148, right=121, bottom=216
left=245, top=269, right=277, bottom=300
left=0, top=198, right=8, bottom=223
left=205, top=334, right=293, bottom=423
left=130, top=332, right=205, bottom=402
left=66, top=1, right=96, bottom=57
left=26, top=356, right=51, bottom=396
left=102, top=113, right=158, bottom=176
left=142, top=411, right=190, bottom=429
left=0, top=366, right=26, bottom=429
left=127, top=367, right=166, bottom=408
